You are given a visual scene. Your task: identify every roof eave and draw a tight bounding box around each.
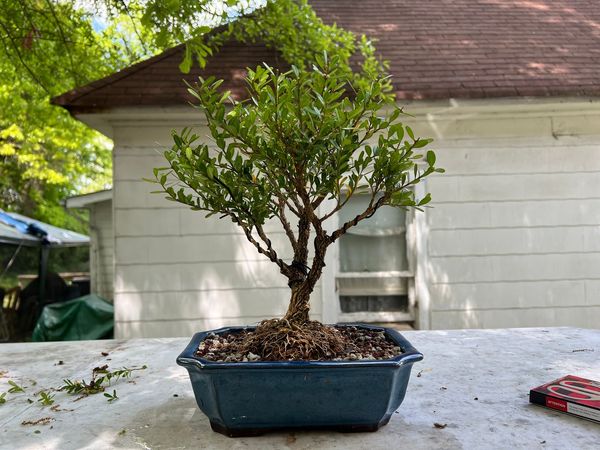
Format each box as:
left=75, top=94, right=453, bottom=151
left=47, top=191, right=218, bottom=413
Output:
left=65, top=189, right=113, bottom=208
left=51, top=22, right=233, bottom=111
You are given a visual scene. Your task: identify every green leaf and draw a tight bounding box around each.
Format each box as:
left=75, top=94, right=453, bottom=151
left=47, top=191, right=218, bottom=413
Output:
left=179, top=46, right=193, bottom=74
left=413, top=139, right=429, bottom=149
left=426, top=150, right=436, bottom=166
left=38, top=392, right=55, bottom=406
left=7, top=381, right=24, bottom=394
left=389, top=123, right=404, bottom=140
left=418, top=193, right=432, bottom=206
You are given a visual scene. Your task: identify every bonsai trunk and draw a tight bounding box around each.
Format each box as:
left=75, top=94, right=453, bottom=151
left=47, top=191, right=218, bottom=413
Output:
left=284, top=284, right=312, bottom=324
left=243, top=236, right=342, bottom=360
left=283, top=234, right=329, bottom=325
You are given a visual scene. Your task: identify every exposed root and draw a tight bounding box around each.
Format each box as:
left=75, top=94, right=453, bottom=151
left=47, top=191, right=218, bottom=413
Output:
left=241, top=319, right=356, bottom=361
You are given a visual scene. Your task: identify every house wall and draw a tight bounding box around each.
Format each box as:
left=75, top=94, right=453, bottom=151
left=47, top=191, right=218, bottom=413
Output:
left=83, top=98, right=600, bottom=337
left=89, top=199, right=114, bottom=301
left=402, top=98, right=600, bottom=329
left=106, top=112, right=320, bottom=338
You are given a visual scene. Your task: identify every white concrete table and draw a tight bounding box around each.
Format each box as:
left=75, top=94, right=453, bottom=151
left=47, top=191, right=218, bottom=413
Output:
left=1, top=327, right=598, bottom=449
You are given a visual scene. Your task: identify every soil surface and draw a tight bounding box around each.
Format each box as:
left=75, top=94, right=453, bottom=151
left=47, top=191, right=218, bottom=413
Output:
left=195, top=326, right=404, bottom=362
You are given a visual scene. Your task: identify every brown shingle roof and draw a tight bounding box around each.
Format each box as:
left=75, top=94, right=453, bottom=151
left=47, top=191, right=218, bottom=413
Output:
left=53, top=0, right=600, bottom=111
left=52, top=40, right=285, bottom=112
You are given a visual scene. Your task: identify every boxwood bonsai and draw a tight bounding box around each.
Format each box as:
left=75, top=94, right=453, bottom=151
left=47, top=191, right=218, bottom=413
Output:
left=154, top=52, right=442, bottom=360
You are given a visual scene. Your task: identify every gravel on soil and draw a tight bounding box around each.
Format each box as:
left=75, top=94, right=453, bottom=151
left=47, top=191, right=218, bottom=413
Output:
left=195, top=326, right=404, bottom=362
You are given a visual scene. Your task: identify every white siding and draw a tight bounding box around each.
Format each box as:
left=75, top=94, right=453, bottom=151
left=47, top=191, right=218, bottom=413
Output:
left=402, top=100, right=600, bottom=330
left=93, top=99, right=600, bottom=336
left=111, top=121, right=319, bottom=338
left=89, top=200, right=113, bottom=301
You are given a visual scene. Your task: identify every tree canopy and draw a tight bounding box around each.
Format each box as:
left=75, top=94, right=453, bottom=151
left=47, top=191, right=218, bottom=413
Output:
left=0, top=0, right=389, bottom=230
left=154, top=53, right=442, bottom=358
left=0, top=0, right=367, bottom=231
left=0, top=0, right=157, bottom=229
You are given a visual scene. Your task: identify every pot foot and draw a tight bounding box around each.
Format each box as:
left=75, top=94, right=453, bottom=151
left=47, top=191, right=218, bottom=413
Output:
left=210, top=420, right=389, bottom=437
left=210, top=421, right=266, bottom=437
left=335, top=423, right=381, bottom=433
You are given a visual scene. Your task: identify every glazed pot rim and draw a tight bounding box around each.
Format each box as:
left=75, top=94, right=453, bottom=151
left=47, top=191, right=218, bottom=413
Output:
left=177, top=323, right=423, bottom=370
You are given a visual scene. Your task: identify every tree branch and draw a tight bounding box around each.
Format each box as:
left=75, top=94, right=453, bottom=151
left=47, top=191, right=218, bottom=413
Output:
left=43, top=0, right=80, bottom=85
left=0, top=19, right=51, bottom=95
left=276, top=196, right=298, bottom=252
left=329, top=193, right=388, bottom=243
left=211, top=172, right=293, bottom=277
left=118, top=0, right=150, bottom=55
left=234, top=217, right=291, bottom=277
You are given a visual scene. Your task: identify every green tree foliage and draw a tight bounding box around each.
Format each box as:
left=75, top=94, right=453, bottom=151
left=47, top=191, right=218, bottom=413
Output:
left=0, top=67, right=109, bottom=230
left=0, top=0, right=156, bottom=229
left=0, top=0, right=386, bottom=230
left=143, top=0, right=389, bottom=91
left=155, top=53, right=443, bottom=325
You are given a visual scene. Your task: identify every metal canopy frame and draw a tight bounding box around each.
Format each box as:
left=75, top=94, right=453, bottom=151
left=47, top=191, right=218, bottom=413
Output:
left=0, top=210, right=90, bottom=303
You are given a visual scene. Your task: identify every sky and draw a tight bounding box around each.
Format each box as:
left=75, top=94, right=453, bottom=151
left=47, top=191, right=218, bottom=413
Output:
left=85, top=0, right=268, bottom=34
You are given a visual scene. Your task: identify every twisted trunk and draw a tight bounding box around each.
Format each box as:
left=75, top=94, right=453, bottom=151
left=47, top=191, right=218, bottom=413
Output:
left=283, top=283, right=312, bottom=324
left=283, top=233, right=329, bottom=324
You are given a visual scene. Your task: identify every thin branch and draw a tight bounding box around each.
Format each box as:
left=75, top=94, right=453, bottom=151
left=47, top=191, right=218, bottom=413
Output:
left=310, top=194, right=325, bottom=210
left=0, top=19, right=51, bottom=95
left=208, top=171, right=292, bottom=275
left=254, top=222, right=281, bottom=260
left=276, top=196, right=298, bottom=252
left=319, top=161, right=371, bottom=223
left=236, top=220, right=278, bottom=261
left=320, top=192, right=352, bottom=223
left=118, top=0, right=150, bottom=55
left=284, top=197, right=301, bottom=217
left=43, top=0, right=80, bottom=85
left=329, top=193, right=388, bottom=243
left=235, top=219, right=292, bottom=278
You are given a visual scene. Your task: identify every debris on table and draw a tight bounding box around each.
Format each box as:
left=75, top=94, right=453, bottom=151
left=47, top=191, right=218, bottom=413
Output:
left=21, top=417, right=54, bottom=426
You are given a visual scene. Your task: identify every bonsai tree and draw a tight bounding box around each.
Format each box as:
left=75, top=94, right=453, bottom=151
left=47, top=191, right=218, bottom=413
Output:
left=154, top=53, right=443, bottom=360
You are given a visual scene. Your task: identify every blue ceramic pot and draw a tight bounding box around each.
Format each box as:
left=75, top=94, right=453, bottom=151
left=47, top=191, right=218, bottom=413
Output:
left=177, top=324, right=423, bottom=437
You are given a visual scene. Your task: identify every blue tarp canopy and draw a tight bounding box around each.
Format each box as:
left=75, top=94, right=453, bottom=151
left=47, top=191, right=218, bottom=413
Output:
left=0, top=210, right=91, bottom=336
left=0, top=210, right=89, bottom=247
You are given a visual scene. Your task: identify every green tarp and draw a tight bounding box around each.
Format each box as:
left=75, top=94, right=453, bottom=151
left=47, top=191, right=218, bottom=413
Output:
left=32, top=294, right=114, bottom=342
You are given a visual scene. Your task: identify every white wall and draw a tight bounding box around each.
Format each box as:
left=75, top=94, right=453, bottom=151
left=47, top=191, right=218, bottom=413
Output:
left=402, top=98, right=600, bottom=329
left=81, top=98, right=600, bottom=336
left=90, top=200, right=114, bottom=301
left=106, top=113, right=321, bottom=338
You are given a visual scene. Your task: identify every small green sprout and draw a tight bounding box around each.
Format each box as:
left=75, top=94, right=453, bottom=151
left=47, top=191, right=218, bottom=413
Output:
left=0, top=392, right=6, bottom=404
left=104, top=390, right=118, bottom=402
left=38, top=391, right=55, bottom=406
left=59, top=365, right=146, bottom=398
left=7, top=380, right=24, bottom=393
